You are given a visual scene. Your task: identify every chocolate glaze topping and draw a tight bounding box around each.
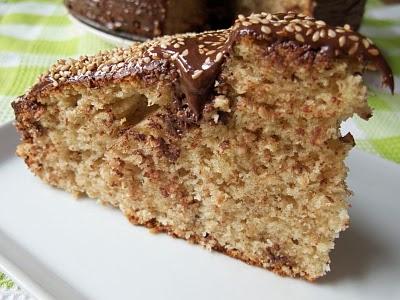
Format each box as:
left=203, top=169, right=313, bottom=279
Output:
left=29, top=12, right=394, bottom=118
left=144, top=12, right=394, bottom=115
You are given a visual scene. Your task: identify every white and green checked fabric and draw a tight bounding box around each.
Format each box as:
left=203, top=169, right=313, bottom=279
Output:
left=0, top=0, right=399, bottom=298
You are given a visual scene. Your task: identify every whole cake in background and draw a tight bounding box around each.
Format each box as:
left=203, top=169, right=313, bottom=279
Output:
left=65, top=0, right=367, bottom=40
left=12, top=12, right=393, bottom=280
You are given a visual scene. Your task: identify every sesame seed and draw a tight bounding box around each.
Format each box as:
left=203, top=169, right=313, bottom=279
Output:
left=368, top=48, right=380, bottom=56
left=192, top=70, right=203, bottom=79
left=336, top=28, right=345, bottom=33
left=238, top=14, right=245, bottom=21
left=171, top=52, right=179, bottom=60
left=348, top=42, right=359, bottom=55
left=312, top=31, right=320, bottom=42
left=261, top=25, right=271, bottom=34
left=143, top=57, right=151, bottom=63
left=362, top=38, right=370, bottom=48
left=206, top=50, right=216, bottom=55
left=216, top=52, right=223, bottom=62
left=242, top=21, right=252, bottom=26
left=249, top=17, right=260, bottom=24
left=320, top=29, right=326, bottom=38
left=294, top=25, right=302, bottom=32
left=339, top=36, right=346, bottom=47
left=285, top=25, right=294, bottom=32
left=349, top=35, right=359, bottom=41
left=295, top=33, right=305, bottom=43
left=344, top=24, right=351, bottom=31
left=181, top=49, right=189, bottom=57
left=327, top=29, right=336, bottom=38
left=101, top=66, right=110, bottom=72
left=306, top=28, right=313, bottom=36
left=315, top=20, right=326, bottom=26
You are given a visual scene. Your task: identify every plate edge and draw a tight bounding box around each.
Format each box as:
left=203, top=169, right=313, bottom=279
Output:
left=0, top=252, right=54, bottom=300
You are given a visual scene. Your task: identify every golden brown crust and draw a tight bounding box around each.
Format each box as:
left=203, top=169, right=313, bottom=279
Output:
left=126, top=213, right=310, bottom=280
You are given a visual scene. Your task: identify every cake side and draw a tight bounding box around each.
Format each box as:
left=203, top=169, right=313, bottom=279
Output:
left=12, top=13, right=394, bottom=280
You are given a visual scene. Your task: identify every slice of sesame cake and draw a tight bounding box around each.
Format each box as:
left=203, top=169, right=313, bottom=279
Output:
left=12, top=13, right=393, bottom=280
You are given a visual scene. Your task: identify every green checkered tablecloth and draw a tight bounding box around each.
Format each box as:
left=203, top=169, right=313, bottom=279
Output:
left=0, top=0, right=399, bottom=298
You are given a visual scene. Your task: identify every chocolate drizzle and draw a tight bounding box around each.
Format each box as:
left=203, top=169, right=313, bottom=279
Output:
left=145, top=12, right=394, bottom=116
left=28, top=12, right=394, bottom=119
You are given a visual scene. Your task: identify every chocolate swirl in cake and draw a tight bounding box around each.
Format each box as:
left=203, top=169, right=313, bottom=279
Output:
left=32, top=12, right=394, bottom=117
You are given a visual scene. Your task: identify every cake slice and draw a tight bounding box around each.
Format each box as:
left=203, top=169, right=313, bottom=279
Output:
left=13, top=13, right=393, bottom=280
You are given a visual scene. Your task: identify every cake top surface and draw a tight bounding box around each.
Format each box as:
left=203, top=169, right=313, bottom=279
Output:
left=27, top=12, right=394, bottom=115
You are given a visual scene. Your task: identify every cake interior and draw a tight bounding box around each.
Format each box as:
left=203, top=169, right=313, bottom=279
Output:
left=15, top=38, right=370, bottom=280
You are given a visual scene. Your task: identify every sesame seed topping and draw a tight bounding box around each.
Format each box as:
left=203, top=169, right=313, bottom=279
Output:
left=295, top=33, right=305, bottom=43
left=206, top=50, right=216, bottom=55
left=344, top=24, right=351, bottom=31
left=349, top=35, right=359, bottom=41
left=192, top=70, right=203, bottom=79
left=216, top=52, right=223, bottom=62
left=36, top=11, right=391, bottom=102
left=339, top=36, right=346, bottom=47
left=327, top=29, right=336, bottom=38
left=368, top=48, right=380, bottom=56
left=348, top=42, right=359, bottom=55
left=261, top=25, right=271, bottom=34
left=294, top=25, right=302, bottom=32
left=181, top=49, right=189, bottom=57
left=312, top=31, right=320, bottom=42
left=284, top=25, right=294, bottom=32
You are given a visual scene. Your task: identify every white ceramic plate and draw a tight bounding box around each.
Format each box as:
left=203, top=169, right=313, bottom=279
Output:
left=1, top=121, right=400, bottom=300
